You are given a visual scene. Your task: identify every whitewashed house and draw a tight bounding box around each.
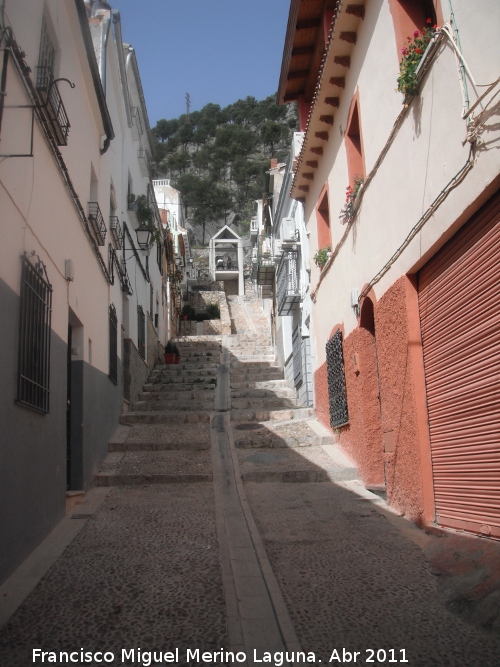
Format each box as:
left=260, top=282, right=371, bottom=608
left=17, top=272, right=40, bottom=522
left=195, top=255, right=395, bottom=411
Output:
left=0, top=0, right=169, bottom=584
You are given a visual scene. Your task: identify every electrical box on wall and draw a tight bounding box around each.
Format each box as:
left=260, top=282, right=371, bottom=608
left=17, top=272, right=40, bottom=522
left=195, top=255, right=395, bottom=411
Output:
left=65, top=259, right=74, bottom=282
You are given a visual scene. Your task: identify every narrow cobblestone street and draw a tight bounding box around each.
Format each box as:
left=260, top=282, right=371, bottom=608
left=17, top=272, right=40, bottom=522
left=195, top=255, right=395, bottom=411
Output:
left=1, top=288, right=499, bottom=667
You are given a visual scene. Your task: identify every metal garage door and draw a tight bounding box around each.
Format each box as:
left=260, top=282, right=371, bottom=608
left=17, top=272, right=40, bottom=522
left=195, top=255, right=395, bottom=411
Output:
left=418, top=191, right=500, bottom=538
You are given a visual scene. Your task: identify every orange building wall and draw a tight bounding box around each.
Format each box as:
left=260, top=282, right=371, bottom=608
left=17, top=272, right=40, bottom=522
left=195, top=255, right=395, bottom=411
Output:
left=314, top=275, right=434, bottom=525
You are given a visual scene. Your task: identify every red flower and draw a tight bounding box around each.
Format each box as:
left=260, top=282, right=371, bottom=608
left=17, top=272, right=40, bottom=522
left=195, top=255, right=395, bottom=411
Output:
left=407, top=36, right=411, bottom=42
left=415, top=48, right=423, bottom=54
left=433, top=24, right=437, bottom=29
left=426, top=18, right=432, bottom=24
left=413, top=30, right=420, bottom=38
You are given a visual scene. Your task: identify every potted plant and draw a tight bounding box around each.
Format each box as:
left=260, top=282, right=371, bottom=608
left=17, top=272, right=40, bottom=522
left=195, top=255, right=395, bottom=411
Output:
left=182, top=304, right=196, bottom=321
left=313, top=245, right=331, bottom=270
left=397, top=20, right=439, bottom=97
left=164, top=340, right=180, bottom=364
left=339, top=176, right=364, bottom=226
left=127, top=193, right=136, bottom=211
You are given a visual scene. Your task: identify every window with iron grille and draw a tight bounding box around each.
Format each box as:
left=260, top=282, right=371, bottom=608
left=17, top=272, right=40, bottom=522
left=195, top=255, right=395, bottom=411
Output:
left=292, top=324, right=303, bottom=388
left=137, top=305, right=145, bottom=359
left=109, top=304, right=118, bottom=385
left=17, top=254, right=53, bottom=413
left=325, top=329, right=349, bottom=428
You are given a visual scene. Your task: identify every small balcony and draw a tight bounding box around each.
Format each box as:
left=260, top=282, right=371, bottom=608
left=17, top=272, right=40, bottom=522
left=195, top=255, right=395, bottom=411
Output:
left=138, top=148, right=150, bottom=177
left=131, top=107, right=144, bottom=141
left=256, top=255, right=276, bottom=286
left=88, top=202, right=106, bottom=246
left=36, top=66, right=70, bottom=146
left=277, top=249, right=301, bottom=315
left=109, top=216, right=123, bottom=250
left=250, top=217, right=258, bottom=238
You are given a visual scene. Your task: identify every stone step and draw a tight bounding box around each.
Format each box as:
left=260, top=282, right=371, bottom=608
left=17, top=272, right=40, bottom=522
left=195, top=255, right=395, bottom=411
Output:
left=109, top=424, right=211, bottom=451
left=233, top=419, right=323, bottom=449
left=153, top=368, right=217, bottom=379
left=231, top=387, right=296, bottom=399
left=231, top=407, right=314, bottom=423
left=121, top=411, right=211, bottom=425
left=231, top=397, right=299, bottom=410
left=231, top=379, right=290, bottom=391
left=231, top=371, right=284, bottom=382
left=139, top=388, right=215, bottom=400
left=95, top=451, right=212, bottom=486
left=237, top=444, right=358, bottom=483
left=142, top=383, right=215, bottom=394
left=231, top=355, right=280, bottom=369
left=156, top=362, right=219, bottom=372
left=132, top=399, right=214, bottom=412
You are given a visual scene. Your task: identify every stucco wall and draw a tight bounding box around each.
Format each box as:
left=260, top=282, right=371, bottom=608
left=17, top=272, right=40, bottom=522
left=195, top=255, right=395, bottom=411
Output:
left=375, top=276, right=431, bottom=524
left=123, top=337, right=149, bottom=406
left=0, top=280, right=66, bottom=585
left=339, top=327, right=385, bottom=487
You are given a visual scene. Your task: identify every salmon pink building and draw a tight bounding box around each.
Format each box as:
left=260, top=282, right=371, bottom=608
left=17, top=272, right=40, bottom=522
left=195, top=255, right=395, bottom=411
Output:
left=278, top=0, right=500, bottom=537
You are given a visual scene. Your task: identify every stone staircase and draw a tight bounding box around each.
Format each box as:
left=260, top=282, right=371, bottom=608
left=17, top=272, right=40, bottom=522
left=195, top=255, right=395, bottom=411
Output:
left=226, top=288, right=358, bottom=483
left=96, top=287, right=357, bottom=487
left=95, top=338, right=221, bottom=486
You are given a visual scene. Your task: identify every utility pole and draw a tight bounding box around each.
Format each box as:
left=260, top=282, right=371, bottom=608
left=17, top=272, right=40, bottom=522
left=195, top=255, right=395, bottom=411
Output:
left=185, top=93, right=191, bottom=122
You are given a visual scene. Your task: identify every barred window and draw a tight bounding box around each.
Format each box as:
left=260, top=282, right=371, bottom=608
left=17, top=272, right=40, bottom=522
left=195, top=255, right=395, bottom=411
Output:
left=137, top=305, right=145, bottom=359
left=109, top=304, right=118, bottom=384
left=325, top=329, right=349, bottom=428
left=17, top=254, right=53, bottom=413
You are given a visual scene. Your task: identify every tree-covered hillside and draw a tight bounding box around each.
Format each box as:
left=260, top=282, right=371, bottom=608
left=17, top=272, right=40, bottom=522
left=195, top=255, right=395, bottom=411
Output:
left=152, top=95, right=297, bottom=244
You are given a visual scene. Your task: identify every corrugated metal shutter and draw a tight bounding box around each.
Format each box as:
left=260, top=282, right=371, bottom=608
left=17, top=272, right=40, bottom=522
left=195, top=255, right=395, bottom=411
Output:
left=418, top=191, right=500, bottom=538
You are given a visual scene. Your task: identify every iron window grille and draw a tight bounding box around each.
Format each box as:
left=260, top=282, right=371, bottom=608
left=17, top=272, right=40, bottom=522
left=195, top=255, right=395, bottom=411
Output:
left=109, top=216, right=123, bottom=250
left=118, top=257, right=133, bottom=295
left=35, top=66, right=71, bottom=146
left=17, top=253, right=53, bottom=413
left=109, top=304, right=118, bottom=385
left=137, top=305, right=146, bottom=359
left=277, top=249, right=301, bottom=315
left=88, top=202, right=107, bottom=246
left=325, top=329, right=349, bottom=428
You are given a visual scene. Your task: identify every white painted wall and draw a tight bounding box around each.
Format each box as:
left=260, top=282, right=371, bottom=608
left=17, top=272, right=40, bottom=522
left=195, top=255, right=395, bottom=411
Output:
left=302, top=0, right=500, bottom=366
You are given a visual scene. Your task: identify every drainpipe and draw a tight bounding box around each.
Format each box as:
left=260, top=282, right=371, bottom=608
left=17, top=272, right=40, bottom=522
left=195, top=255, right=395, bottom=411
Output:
left=0, top=47, right=9, bottom=137
left=100, top=13, right=111, bottom=97
left=112, top=10, right=132, bottom=127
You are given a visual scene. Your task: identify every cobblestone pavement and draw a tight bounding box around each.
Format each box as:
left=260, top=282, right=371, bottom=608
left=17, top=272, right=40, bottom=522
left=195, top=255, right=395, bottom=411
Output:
left=245, top=481, right=500, bottom=666
left=1, top=289, right=499, bottom=667
left=0, top=485, right=226, bottom=666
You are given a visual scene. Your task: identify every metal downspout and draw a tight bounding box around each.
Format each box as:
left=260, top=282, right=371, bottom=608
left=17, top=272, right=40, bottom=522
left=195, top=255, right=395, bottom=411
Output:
left=112, top=10, right=132, bottom=128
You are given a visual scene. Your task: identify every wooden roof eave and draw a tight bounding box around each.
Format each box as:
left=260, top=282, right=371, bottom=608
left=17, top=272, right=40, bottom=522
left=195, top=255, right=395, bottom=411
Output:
left=290, top=2, right=366, bottom=201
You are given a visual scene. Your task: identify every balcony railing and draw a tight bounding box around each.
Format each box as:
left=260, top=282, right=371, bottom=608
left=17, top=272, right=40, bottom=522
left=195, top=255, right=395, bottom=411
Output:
left=36, top=66, right=70, bottom=146
left=277, top=249, right=301, bottom=315
left=138, top=148, right=150, bottom=176
left=256, top=255, right=276, bottom=286
left=109, top=216, right=123, bottom=250
left=88, top=202, right=106, bottom=246
left=131, top=106, right=144, bottom=141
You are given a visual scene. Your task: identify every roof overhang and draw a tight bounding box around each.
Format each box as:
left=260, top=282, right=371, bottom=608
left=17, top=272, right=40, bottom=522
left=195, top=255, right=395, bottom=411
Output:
left=277, top=0, right=339, bottom=107
left=289, top=1, right=366, bottom=199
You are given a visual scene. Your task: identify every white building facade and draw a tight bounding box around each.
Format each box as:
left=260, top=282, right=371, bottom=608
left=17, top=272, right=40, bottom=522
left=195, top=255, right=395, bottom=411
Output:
left=0, top=0, right=170, bottom=584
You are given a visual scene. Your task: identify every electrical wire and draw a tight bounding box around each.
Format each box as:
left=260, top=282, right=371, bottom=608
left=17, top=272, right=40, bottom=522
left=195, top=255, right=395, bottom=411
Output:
left=358, top=144, right=474, bottom=303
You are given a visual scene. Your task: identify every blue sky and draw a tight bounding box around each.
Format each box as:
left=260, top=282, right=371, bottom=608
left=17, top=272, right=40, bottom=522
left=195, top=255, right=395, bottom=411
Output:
left=114, top=0, right=291, bottom=127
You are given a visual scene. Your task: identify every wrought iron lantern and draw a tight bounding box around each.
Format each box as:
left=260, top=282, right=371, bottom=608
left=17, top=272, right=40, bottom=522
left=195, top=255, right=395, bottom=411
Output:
left=135, top=223, right=152, bottom=249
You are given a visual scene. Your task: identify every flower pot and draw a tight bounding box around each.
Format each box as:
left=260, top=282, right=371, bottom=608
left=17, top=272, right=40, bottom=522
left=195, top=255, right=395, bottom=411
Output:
left=164, top=353, right=177, bottom=364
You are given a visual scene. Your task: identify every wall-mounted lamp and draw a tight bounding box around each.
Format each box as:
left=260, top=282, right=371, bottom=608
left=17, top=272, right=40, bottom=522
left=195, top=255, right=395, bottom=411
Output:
left=135, top=224, right=152, bottom=250
left=351, top=288, right=360, bottom=317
